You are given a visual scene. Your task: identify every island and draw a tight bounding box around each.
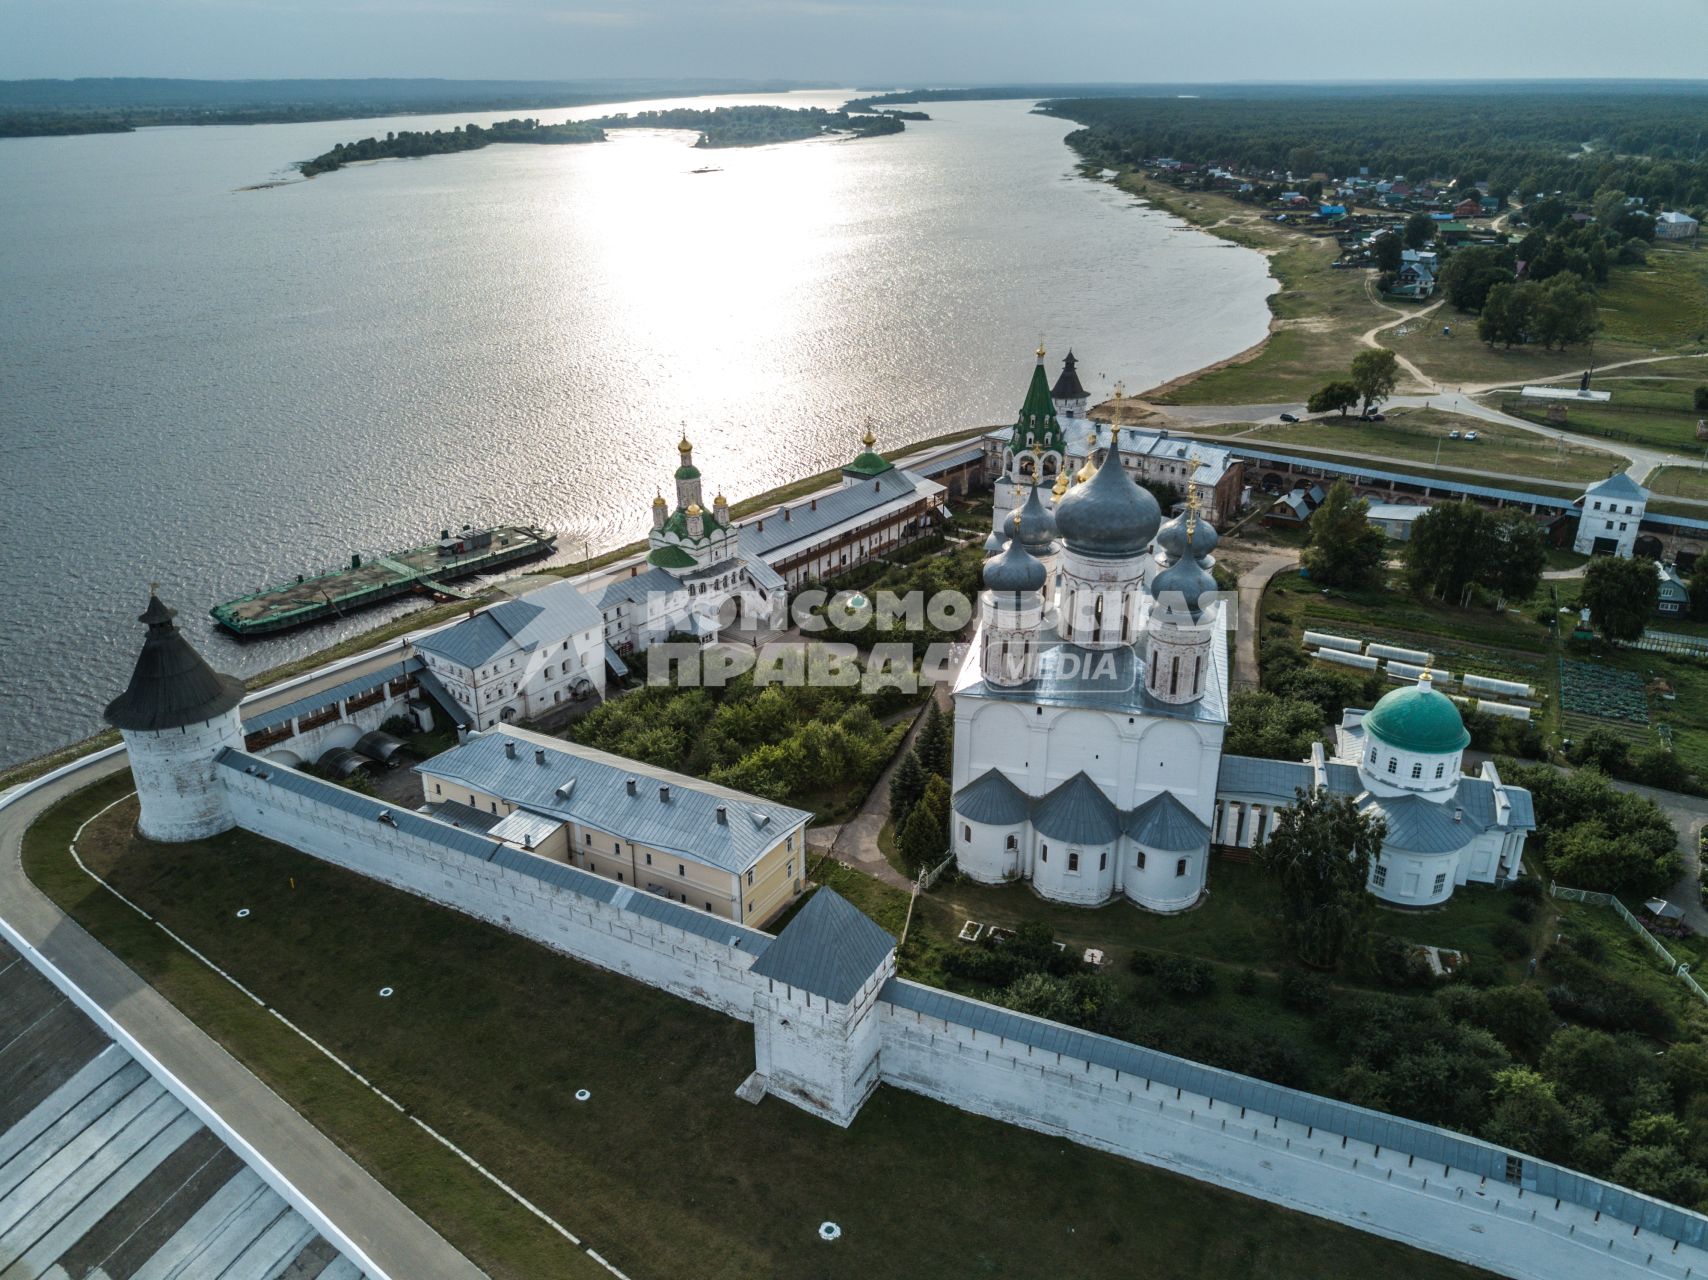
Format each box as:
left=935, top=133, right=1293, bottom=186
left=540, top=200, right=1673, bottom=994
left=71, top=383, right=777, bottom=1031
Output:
left=297, top=104, right=904, bottom=176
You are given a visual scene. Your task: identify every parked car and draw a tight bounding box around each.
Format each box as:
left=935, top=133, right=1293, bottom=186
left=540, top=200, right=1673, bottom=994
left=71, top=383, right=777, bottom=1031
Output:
left=1465, top=430, right=1479, bottom=441
left=1279, top=412, right=1299, bottom=423
left=1448, top=430, right=1461, bottom=439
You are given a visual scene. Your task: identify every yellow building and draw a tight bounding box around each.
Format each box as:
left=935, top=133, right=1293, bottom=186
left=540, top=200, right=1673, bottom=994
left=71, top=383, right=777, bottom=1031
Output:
left=416, top=726, right=811, bottom=927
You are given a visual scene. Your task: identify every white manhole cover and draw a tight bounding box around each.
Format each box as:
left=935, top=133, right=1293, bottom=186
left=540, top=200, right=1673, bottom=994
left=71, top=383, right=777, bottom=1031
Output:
left=235, top=909, right=251, bottom=919
left=575, top=1089, right=591, bottom=1102
left=818, top=1222, right=841, bottom=1242
left=378, top=987, right=394, bottom=998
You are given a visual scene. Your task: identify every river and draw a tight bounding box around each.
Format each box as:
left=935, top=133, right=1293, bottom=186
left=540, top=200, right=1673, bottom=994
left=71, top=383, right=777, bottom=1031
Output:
left=0, top=91, right=1273, bottom=768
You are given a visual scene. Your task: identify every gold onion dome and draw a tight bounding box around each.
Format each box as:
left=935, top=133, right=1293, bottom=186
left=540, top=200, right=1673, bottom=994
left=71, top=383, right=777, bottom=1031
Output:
left=714, top=492, right=727, bottom=507
left=686, top=502, right=703, bottom=516
left=652, top=491, right=667, bottom=508
left=677, top=435, right=693, bottom=454
left=861, top=425, right=877, bottom=448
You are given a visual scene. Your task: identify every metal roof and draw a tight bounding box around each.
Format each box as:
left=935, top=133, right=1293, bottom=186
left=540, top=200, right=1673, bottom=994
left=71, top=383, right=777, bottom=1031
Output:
left=878, top=976, right=1708, bottom=1251
left=596, top=565, right=682, bottom=609
left=956, top=620, right=1230, bottom=726
left=1230, top=443, right=1580, bottom=511
left=105, top=593, right=246, bottom=732
left=1361, top=792, right=1480, bottom=855
left=1125, top=791, right=1211, bottom=850
left=413, top=579, right=601, bottom=670
left=219, top=749, right=503, bottom=862
left=739, top=551, right=786, bottom=592
left=415, top=728, right=812, bottom=875
left=1585, top=471, right=1648, bottom=502
left=952, top=769, right=1033, bottom=826
left=219, top=749, right=772, bottom=956
left=243, top=658, right=420, bottom=733
left=1216, top=755, right=1315, bottom=800
left=743, top=468, right=934, bottom=558
left=423, top=799, right=503, bottom=832
left=412, top=667, right=473, bottom=729
left=1032, top=772, right=1124, bottom=844
left=915, top=445, right=986, bottom=476
left=749, top=888, right=894, bottom=1003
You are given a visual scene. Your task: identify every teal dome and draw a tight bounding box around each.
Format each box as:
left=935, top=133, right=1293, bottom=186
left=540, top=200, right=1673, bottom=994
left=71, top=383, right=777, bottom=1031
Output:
left=1362, top=684, right=1469, bottom=755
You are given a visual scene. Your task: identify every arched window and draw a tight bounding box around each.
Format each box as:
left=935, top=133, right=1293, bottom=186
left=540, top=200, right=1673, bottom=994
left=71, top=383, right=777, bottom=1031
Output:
left=1435, top=762, right=1445, bottom=779
left=1068, top=851, right=1080, bottom=872
left=1005, top=833, right=1018, bottom=851
left=1170, top=655, right=1181, bottom=695
left=962, top=824, right=972, bottom=842
left=1410, top=762, right=1423, bottom=779
left=1387, top=757, right=1398, bottom=774
left=1099, top=851, right=1107, bottom=871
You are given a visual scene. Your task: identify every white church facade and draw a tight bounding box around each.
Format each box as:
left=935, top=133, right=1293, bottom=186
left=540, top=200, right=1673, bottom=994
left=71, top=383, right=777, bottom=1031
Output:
left=952, top=432, right=1533, bottom=913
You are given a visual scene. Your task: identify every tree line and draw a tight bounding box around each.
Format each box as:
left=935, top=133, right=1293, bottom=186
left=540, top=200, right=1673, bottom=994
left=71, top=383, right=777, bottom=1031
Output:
left=1045, top=91, right=1708, bottom=209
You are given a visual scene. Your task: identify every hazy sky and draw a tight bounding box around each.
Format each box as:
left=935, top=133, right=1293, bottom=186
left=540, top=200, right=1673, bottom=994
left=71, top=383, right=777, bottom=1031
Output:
left=5, top=0, right=1708, bottom=84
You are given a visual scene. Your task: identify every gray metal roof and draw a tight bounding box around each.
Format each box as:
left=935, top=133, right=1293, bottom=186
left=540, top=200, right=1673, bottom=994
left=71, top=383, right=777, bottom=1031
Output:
left=423, top=799, right=503, bottom=832
left=105, top=593, right=246, bottom=732
left=219, top=749, right=502, bottom=861
left=739, top=551, right=786, bottom=593
left=957, top=622, right=1229, bottom=726
left=595, top=565, right=681, bottom=609
left=219, top=748, right=772, bottom=956
left=1032, top=772, right=1123, bottom=844
left=415, top=728, right=812, bottom=875
left=1323, top=761, right=1363, bottom=794
left=1585, top=471, right=1648, bottom=501
left=412, top=667, right=472, bottom=728
left=748, top=888, right=894, bottom=1003
left=1125, top=791, right=1210, bottom=850
left=878, top=975, right=1708, bottom=1251
left=1361, top=792, right=1481, bottom=855
left=1217, top=755, right=1315, bottom=800
left=743, top=467, right=930, bottom=558
left=915, top=445, right=986, bottom=475
left=952, top=769, right=1032, bottom=826
left=243, top=658, right=420, bottom=733
left=1231, top=443, right=1579, bottom=511
left=413, top=579, right=601, bottom=669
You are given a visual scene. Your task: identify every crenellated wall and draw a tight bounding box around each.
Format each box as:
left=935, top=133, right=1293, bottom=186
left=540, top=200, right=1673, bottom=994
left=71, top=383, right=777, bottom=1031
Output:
left=220, top=759, right=767, bottom=1020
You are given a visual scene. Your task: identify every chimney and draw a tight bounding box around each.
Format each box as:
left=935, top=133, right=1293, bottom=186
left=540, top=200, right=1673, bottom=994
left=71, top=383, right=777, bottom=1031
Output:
left=1453, top=807, right=1463, bottom=823
left=535, top=747, right=546, bottom=765
left=783, top=507, right=791, bottom=522
left=810, top=497, right=817, bottom=510
left=523, top=832, right=533, bottom=850
left=626, top=778, right=637, bottom=795
left=659, top=784, right=671, bottom=802
left=455, top=725, right=470, bottom=745
left=757, top=518, right=764, bottom=532
left=716, top=804, right=727, bottom=824
left=504, top=740, right=517, bottom=759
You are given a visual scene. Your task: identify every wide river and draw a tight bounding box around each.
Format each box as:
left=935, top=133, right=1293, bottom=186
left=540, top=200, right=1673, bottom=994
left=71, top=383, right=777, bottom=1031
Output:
left=0, top=91, right=1273, bottom=768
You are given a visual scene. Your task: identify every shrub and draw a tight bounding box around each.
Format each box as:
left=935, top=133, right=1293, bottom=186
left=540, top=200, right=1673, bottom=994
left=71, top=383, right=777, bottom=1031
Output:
left=1492, top=919, right=1533, bottom=959
left=1127, top=948, right=1160, bottom=976
left=1543, top=942, right=1678, bottom=1039
left=1508, top=876, right=1545, bottom=903
left=1370, top=935, right=1435, bottom=990
left=1234, top=968, right=1259, bottom=996
left=1154, top=955, right=1216, bottom=999
left=1507, top=897, right=1538, bottom=923
left=1279, top=968, right=1331, bottom=1013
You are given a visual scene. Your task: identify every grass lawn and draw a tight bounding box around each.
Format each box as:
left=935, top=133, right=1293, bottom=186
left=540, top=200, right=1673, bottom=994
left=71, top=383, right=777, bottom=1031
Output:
left=1197, top=407, right=1623, bottom=486
left=25, top=777, right=1489, bottom=1280
left=1496, top=395, right=1706, bottom=453
left=1598, top=247, right=1708, bottom=350
left=1115, top=180, right=1406, bottom=406
left=1378, top=324, right=1650, bottom=390
left=1642, top=465, right=1708, bottom=501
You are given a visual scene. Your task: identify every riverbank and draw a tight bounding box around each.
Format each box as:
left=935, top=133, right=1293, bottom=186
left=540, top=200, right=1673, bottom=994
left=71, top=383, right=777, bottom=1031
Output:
left=0, top=423, right=991, bottom=792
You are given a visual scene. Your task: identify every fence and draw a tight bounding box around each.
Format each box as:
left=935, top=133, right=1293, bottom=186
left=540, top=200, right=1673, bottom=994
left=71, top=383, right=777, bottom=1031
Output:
left=919, top=849, right=957, bottom=891
left=1550, top=881, right=1708, bottom=1010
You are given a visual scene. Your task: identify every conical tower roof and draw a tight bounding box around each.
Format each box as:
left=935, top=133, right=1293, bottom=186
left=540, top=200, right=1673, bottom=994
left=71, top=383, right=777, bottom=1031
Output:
left=104, top=591, right=245, bottom=732
left=1051, top=350, right=1087, bottom=401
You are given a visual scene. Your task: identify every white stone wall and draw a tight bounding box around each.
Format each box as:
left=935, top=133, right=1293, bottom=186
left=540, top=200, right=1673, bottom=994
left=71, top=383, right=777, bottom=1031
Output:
left=752, top=959, right=892, bottom=1127
left=876, top=988, right=1704, bottom=1280
left=219, top=768, right=764, bottom=1020
left=1368, top=849, right=1462, bottom=906
left=1574, top=496, right=1645, bottom=558
left=124, top=713, right=246, bottom=841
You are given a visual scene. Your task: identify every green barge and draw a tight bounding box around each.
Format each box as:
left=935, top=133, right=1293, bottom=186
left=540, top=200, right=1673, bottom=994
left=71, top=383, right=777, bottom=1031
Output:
left=210, top=524, right=557, bottom=637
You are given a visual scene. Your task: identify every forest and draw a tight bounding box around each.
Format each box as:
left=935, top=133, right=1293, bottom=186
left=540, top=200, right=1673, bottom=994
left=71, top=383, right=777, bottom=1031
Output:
left=1044, top=90, right=1708, bottom=207
left=298, top=117, right=605, bottom=176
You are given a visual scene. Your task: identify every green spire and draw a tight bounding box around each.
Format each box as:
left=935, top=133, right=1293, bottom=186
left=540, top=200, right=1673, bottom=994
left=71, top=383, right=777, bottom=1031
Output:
left=1010, top=351, right=1065, bottom=456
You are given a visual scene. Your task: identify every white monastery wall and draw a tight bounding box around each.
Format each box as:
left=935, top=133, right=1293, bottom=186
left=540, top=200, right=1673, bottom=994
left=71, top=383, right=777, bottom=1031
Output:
left=876, top=988, right=1705, bottom=1280
left=219, top=767, right=764, bottom=1020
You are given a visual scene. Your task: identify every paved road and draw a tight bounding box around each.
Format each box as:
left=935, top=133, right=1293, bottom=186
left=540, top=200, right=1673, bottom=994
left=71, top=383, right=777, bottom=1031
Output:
left=0, top=753, right=490, bottom=1280
left=1230, top=551, right=1299, bottom=691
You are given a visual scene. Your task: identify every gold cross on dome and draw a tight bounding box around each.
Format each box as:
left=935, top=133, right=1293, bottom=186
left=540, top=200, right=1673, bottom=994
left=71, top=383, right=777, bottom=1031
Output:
left=1185, top=486, right=1201, bottom=536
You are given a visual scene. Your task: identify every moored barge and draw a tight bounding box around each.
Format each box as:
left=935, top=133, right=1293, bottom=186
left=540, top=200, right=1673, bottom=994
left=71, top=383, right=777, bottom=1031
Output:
left=210, top=524, right=556, bottom=637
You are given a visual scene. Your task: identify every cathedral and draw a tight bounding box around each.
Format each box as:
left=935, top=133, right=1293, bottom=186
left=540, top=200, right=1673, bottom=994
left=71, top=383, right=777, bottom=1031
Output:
left=952, top=350, right=1536, bottom=912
